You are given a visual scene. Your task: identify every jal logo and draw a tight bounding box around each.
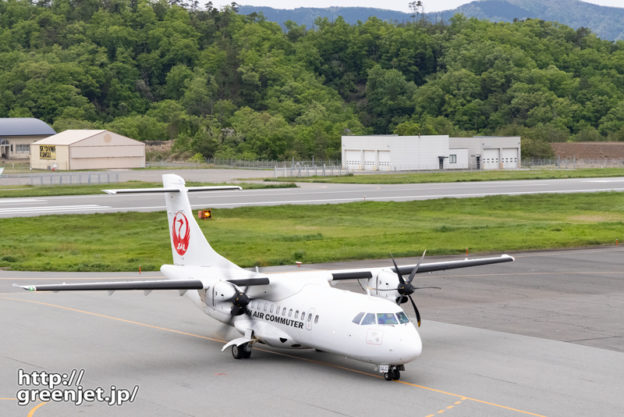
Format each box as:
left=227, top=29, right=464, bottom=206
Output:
left=172, top=211, right=190, bottom=255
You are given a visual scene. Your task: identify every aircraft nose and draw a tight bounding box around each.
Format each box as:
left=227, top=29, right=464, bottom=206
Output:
left=395, top=325, right=422, bottom=362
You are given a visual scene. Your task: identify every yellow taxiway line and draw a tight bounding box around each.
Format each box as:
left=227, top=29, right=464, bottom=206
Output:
left=2, top=296, right=547, bottom=417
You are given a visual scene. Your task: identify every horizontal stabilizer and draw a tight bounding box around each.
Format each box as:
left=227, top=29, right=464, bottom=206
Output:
left=18, top=279, right=204, bottom=292
left=103, top=186, right=241, bottom=195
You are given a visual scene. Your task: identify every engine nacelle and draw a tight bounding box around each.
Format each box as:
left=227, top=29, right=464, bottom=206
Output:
left=367, top=269, right=402, bottom=302
left=200, top=280, right=238, bottom=309
left=213, top=281, right=238, bottom=303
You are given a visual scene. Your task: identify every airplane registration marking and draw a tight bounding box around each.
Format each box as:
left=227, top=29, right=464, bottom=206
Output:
left=2, top=296, right=547, bottom=417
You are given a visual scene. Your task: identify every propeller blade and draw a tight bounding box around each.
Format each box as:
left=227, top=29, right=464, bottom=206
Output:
left=414, top=286, right=441, bottom=290
left=390, top=254, right=406, bottom=284
left=408, top=295, right=421, bottom=327
left=407, top=250, right=427, bottom=284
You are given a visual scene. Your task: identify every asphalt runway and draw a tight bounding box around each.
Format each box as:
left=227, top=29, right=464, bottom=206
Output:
left=1, top=248, right=622, bottom=417
left=1, top=176, right=624, bottom=218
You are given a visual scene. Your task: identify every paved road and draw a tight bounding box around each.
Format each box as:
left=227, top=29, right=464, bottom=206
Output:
left=2, top=176, right=624, bottom=218
left=1, top=248, right=622, bottom=417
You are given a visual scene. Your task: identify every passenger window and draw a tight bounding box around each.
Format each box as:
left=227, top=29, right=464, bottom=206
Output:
left=361, top=313, right=376, bottom=325
left=289, top=309, right=293, bottom=317
left=307, top=313, right=312, bottom=322
left=314, top=315, right=319, bottom=324
left=301, top=311, right=305, bottom=320
left=295, top=310, right=299, bottom=318
left=270, top=304, right=274, bottom=313
left=377, top=313, right=398, bottom=325
left=352, top=312, right=365, bottom=324
left=396, top=312, right=410, bottom=324
left=282, top=307, right=287, bottom=316
left=263, top=303, right=267, bottom=312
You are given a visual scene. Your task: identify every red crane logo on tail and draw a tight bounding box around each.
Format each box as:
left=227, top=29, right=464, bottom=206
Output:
left=172, top=211, right=190, bottom=255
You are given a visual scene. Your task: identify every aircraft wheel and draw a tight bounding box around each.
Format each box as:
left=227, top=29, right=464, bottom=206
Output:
left=391, top=368, right=401, bottom=380
left=232, top=343, right=251, bottom=359
left=383, top=372, right=393, bottom=381
left=242, top=345, right=252, bottom=359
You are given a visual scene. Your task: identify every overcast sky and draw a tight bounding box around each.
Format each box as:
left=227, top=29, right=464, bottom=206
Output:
left=212, top=1, right=623, bottom=13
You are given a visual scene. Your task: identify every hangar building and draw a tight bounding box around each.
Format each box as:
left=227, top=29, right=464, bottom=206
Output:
left=341, top=135, right=521, bottom=171
left=0, top=118, right=56, bottom=160
left=30, top=130, right=145, bottom=170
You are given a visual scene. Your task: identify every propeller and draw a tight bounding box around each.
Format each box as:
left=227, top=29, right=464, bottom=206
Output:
left=227, top=284, right=252, bottom=317
left=388, top=251, right=434, bottom=327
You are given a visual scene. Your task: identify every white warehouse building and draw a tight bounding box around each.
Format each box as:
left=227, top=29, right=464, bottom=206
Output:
left=341, top=135, right=521, bottom=171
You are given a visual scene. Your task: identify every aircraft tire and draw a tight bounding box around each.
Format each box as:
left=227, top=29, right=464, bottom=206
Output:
left=232, top=344, right=251, bottom=359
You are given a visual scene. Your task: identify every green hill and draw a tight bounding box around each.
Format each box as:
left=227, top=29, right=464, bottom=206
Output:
left=1, top=0, right=624, bottom=161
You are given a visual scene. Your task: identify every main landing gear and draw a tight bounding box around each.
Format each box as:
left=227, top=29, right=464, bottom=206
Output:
left=381, top=365, right=404, bottom=381
left=231, top=342, right=252, bottom=359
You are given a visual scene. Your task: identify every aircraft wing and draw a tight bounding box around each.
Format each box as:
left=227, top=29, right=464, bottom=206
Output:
left=17, top=277, right=270, bottom=292
left=331, top=254, right=514, bottom=281
left=17, top=279, right=205, bottom=292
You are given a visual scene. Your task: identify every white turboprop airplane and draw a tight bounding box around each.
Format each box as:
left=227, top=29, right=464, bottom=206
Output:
left=19, top=174, right=514, bottom=381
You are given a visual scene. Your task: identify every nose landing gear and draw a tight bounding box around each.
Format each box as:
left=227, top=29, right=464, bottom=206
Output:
left=380, top=364, right=404, bottom=381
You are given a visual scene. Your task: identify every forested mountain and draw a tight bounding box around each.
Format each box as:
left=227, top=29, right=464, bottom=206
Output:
left=439, top=0, right=624, bottom=41
left=1, top=0, right=624, bottom=161
left=239, top=0, right=624, bottom=41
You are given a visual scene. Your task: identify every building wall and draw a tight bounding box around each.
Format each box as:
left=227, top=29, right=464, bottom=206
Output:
left=342, top=135, right=450, bottom=171
left=551, top=142, right=624, bottom=159
left=68, top=132, right=145, bottom=170
left=29, top=144, right=70, bottom=170
left=449, top=136, right=521, bottom=170
left=1, top=135, right=51, bottom=160
left=444, top=149, right=469, bottom=169
left=30, top=130, right=145, bottom=170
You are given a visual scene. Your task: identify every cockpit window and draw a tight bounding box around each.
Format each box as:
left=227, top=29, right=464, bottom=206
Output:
left=352, top=312, right=364, bottom=324
left=396, top=312, right=410, bottom=324
left=361, top=313, right=376, bottom=325
left=377, top=313, right=398, bottom=325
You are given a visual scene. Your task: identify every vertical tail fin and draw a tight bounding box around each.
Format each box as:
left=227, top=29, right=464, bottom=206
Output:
left=104, top=174, right=242, bottom=268
left=162, top=174, right=240, bottom=268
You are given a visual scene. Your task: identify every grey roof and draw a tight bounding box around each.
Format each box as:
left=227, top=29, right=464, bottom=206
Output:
left=0, top=118, right=56, bottom=136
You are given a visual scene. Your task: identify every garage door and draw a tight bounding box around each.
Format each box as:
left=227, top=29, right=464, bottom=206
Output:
left=364, top=150, right=377, bottom=170
left=501, top=148, right=518, bottom=169
left=378, top=150, right=391, bottom=171
left=344, top=150, right=362, bottom=169
left=483, top=148, right=499, bottom=170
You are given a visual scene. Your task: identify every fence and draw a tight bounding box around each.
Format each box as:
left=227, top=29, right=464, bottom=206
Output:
left=27, top=172, right=121, bottom=186
left=274, top=164, right=350, bottom=177
left=522, top=158, right=624, bottom=169
left=147, top=158, right=343, bottom=170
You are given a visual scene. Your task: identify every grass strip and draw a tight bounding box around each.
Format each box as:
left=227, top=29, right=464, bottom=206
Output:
left=0, top=192, right=622, bottom=272
left=269, top=168, right=624, bottom=184
left=0, top=181, right=295, bottom=198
